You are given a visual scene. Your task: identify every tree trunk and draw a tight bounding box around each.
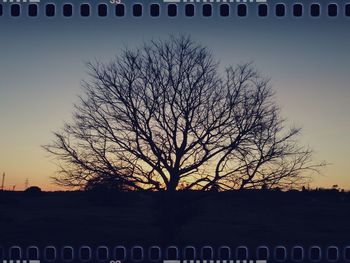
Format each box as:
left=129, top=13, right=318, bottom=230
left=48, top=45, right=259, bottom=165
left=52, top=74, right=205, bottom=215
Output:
left=167, top=171, right=180, bottom=191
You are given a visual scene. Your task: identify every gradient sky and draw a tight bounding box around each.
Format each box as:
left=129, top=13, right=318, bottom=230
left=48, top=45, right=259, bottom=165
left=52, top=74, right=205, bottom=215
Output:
left=0, top=0, right=349, bottom=191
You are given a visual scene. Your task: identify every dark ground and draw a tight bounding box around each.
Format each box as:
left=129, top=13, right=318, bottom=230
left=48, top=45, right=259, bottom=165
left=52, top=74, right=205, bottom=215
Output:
left=0, top=189, right=350, bottom=262
left=0, top=189, right=349, bottom=247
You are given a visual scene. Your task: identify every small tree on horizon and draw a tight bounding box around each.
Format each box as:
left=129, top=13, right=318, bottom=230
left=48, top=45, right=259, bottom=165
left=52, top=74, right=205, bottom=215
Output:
left=43, top=36, right=324, bottom=191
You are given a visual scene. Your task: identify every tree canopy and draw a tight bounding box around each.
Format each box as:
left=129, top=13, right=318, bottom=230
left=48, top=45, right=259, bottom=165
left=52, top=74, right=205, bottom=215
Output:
left=44, top=36, right=323, bottom=191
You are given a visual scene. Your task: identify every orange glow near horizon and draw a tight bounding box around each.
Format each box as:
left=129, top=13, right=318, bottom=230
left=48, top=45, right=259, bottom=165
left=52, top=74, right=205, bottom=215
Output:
left=1, top=163, right=348, bottom=192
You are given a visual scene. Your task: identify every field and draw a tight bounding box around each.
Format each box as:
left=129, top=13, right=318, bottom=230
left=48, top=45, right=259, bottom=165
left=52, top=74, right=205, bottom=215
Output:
left=1, top=189, right=349, bottom=248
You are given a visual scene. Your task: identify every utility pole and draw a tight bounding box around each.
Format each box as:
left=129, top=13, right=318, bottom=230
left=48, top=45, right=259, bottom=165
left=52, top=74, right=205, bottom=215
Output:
left=1, top=172, right=5, bottom=191
left=25, top=178, right=29, bottom=190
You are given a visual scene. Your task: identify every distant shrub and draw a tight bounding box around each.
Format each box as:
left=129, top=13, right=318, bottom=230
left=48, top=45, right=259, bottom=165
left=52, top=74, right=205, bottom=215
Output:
left=84, top=174, right=130, bottom=192
left=84, top=175, right=136, bottom=206
left=24, top=186, right=42, bottom=196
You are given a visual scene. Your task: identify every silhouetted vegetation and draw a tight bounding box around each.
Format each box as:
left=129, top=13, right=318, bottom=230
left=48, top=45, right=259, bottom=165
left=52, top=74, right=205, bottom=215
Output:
left=24, top=186, right=42, bottom=197
left=44, top=36, right=324, bottom=191
left=85, top=173, right=130, bottom=192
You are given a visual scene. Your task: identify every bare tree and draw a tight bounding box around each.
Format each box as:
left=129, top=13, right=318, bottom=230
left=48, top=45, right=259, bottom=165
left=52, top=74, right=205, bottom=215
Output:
left=44, top=36, right=323, bottom=191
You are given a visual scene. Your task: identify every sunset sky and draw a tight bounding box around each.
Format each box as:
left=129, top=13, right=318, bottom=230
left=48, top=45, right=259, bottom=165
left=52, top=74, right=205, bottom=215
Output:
left=0, top=1, right=349, bottom=191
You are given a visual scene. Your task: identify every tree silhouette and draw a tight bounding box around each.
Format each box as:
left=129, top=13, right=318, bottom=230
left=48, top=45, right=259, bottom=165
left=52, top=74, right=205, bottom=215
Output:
left=44, top=36, right=323, bottom=191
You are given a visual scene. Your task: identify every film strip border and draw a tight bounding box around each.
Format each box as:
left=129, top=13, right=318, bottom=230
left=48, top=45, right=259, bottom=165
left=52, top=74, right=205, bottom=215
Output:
left=0, top=2, right=350, bottom=17
left=1, top=245, right=350, bottom=262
